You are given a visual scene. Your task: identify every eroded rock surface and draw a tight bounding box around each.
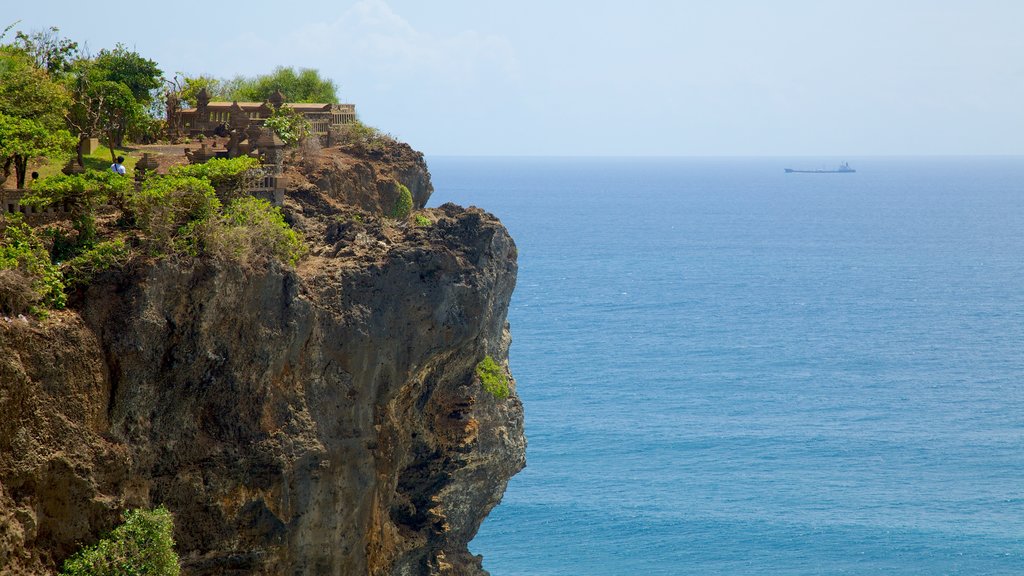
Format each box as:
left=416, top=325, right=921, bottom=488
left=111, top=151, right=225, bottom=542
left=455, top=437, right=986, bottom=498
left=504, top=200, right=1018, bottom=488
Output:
left=0, top=146, right=523, bottom=575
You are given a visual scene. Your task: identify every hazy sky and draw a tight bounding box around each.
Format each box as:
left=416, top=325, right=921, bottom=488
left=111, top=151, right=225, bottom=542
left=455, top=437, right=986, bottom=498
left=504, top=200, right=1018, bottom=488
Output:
left=9, top=1, right=1024, bottom=156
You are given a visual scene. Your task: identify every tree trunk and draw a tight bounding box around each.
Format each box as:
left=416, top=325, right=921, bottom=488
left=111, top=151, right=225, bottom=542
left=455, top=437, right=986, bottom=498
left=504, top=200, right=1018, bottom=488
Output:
left=14, top=156, right=28, bottom=189
left=0, top=157, right=11, bottom=188
left=107, top=132, right=117, bottom=164
left=77, top=133, right=87, bottom=167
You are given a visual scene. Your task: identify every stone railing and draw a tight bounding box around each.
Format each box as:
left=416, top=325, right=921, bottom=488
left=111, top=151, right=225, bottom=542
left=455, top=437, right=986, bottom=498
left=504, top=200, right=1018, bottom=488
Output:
left=2, top=189, right=71, bottom=218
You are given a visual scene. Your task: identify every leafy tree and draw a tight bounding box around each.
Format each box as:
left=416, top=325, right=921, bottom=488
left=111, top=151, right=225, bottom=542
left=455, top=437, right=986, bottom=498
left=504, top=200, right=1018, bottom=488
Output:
left=93, top=80, right=141, bottom=158
left=225, top=66, right=338, bottom=103
left=91, top=44, right=162, bottom=105
left=176, top=74, right=223, bottom=108
left=76, top=45, right=161, bottom=149
left=0, top=48, right=74, bottom=187
left=0, top=114, right=76, bottom=188
left=13, top=26, right=78, bottom=75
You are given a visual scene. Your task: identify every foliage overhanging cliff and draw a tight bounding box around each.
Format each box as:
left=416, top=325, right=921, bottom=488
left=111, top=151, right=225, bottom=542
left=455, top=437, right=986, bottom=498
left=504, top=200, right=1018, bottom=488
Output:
left=0, top=142, right=525, bottom=575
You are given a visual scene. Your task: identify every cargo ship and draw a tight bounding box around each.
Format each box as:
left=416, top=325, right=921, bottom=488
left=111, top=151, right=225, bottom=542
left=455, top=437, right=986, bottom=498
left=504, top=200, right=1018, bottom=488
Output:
left=784, top=162, right=855, bottom=173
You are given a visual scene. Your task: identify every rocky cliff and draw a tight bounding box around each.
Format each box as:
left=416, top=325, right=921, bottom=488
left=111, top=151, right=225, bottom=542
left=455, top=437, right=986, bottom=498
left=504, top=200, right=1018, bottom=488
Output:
left=0, top=144, right=524, bottom=575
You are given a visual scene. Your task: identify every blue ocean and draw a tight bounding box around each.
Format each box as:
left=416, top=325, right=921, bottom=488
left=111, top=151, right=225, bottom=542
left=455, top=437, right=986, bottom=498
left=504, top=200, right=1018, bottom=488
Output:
left=427, top=157, right=1024, bottom=575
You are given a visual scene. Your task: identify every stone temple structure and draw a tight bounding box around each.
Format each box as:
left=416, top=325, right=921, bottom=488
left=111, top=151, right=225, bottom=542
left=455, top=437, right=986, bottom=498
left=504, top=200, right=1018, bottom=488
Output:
left=168, top=88, right=356, bottom=143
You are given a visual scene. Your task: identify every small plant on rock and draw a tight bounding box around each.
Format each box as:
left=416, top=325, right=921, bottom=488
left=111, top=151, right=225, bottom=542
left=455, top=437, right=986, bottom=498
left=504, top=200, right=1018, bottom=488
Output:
left=475, top=356, right=510, bottom=400
left=60, top=506, right=180, bottom=576
left=391, top=183, right=413, bottom=220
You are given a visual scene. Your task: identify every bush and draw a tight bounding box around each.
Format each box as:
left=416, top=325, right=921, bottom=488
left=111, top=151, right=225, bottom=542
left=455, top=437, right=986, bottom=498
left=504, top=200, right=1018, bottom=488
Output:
left=24, top=170, right=134, bottom=216
left=203, top=197, right=306, bottom=266
left=392, top=183, right=413, bottom=220
left=61, top=506, right=180, bottom=576
left=264, top=106, right=310, bottom=146
left=414, top=214, right=432, bottom=227
left=168, top=156, right=260, bottom=202
left=337, top=120, right=397, bottom=155
left=475, top=356, right=510, bottom=399
left=128, top=175, right=221, bottom=253
left=62, top=238, right=129, bottom=287
left=0, top=218, right=65, bottom=314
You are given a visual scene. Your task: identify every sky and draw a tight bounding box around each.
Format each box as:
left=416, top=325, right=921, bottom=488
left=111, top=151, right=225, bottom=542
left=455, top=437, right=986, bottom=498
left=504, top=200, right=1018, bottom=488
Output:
left=7, top=1, right=1024, bottom=156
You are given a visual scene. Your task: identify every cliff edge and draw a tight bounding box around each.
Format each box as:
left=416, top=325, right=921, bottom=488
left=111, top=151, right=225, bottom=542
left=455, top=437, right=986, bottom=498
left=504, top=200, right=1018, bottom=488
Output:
left=0, top=144, right=524, bottom=575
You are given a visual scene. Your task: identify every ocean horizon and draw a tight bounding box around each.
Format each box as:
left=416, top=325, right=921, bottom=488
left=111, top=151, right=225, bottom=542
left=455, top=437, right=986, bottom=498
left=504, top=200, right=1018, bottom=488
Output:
left=427, top=156, right=1024, bottom=575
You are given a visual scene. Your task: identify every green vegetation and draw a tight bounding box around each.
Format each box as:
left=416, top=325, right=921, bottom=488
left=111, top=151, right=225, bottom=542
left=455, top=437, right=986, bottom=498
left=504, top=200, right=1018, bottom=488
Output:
left=476, top=356, right=510, bottom=400
left=0, top=25, right=317, bottom=314
left=339, top=120, right=397, bottom=155
left=60, top=506, right=180, bottom=576
left=129, top=175, right=221, bottom=253
left=0, top=47, right=75, bottom=188
left=0, top=216, right=65, bottom=315
left=263, top=106, right=311, bottom=146
left=392, top=183, right=413, bottom=220
left=61, top=238, right=129, bottom=288
left=168, top=156, right=261, bottom=201
left=26, top=169, right=133, bottom=216
left=206, top=197, right=307, bottom=266
left=222, top=66, right=339, bottom=103
left=414, top=214, right=432, bottom=227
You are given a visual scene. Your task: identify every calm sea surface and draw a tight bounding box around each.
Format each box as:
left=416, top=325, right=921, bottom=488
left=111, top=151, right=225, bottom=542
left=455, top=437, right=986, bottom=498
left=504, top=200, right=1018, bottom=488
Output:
left=427, top=157, right=1024, bottom=575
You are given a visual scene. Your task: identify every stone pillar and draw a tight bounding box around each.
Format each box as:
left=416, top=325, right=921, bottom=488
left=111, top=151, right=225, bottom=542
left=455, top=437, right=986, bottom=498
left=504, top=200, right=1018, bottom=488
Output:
left=135, top=153, right=159, bottom=182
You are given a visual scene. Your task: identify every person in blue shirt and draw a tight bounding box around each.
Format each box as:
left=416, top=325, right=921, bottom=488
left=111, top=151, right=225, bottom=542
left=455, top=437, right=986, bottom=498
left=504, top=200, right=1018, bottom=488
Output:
left=111, top=156, right=126, bottom=175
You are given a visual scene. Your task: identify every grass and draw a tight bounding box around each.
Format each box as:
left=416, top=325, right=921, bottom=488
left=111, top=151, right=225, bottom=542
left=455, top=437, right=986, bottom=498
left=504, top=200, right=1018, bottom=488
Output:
left=30, top=146, right=139, bottom=181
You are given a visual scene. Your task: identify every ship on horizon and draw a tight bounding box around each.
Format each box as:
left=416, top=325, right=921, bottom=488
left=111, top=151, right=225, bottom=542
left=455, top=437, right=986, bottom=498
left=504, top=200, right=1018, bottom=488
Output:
left=784, top=162, right=856, bottom=173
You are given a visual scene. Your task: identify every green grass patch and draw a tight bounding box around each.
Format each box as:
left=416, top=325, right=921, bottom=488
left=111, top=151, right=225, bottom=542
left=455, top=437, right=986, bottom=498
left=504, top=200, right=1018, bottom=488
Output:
left=414, top=214, right=432, bottom=227
left=30, top=146, right=139, bottom=180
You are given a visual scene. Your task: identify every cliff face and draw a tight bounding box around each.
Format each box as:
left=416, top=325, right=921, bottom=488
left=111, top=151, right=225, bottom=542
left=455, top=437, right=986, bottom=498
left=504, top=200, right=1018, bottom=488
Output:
left=0, top=147, right=524, bottom=575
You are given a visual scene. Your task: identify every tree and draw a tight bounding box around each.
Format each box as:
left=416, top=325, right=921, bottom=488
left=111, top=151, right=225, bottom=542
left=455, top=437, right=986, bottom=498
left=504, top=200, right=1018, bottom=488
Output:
left=13, top=26, right=78, bottom=76
left=93, top=80, right=140, bottom=159
left=66, top=56, right=149, bottom=154
left=0, top=114, right=75, bottom=188
left=225, top=66, right=339, bottom=103
left=177, top=74, right=223, bottom=108
left=0, top=48, right=73, bottom=188
left=91, top=44, right=162, bottom=105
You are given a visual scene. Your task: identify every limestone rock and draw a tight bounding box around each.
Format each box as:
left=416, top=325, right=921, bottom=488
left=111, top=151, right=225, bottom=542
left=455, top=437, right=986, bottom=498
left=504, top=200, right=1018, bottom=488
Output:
left=0, top=155, right=522, bottom=575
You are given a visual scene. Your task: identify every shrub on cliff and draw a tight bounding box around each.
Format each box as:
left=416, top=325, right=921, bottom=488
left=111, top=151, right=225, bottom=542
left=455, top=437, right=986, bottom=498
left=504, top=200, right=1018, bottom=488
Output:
left=22, top=170, right=134, bottom=217
left=337, top=120, right=397, bottom=155
left=0, top=216, right=65, bottom=315
left=128, top=175, right=221, bottom=253
left=203, top=197, right=307, bottom=266
left=392, top=183, right=413, bottom=220
left=62, top=238, right=129, bottom=287
left=168, top=156, right=261, bottom=202
left=61, top=506, right=180, bottom=576
left=476, top=356, right=510, bottom=399
left=264, top=106, right=310, bottom=146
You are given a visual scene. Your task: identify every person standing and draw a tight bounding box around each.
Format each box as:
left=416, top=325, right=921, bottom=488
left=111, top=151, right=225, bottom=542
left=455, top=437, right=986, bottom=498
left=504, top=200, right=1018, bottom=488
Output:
left=111, top=156, right=127, bottom=175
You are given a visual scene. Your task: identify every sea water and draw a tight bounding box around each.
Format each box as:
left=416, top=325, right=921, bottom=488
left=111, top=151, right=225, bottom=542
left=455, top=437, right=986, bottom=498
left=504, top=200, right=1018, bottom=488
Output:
left=427, top=157, right=1024, bottom=575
